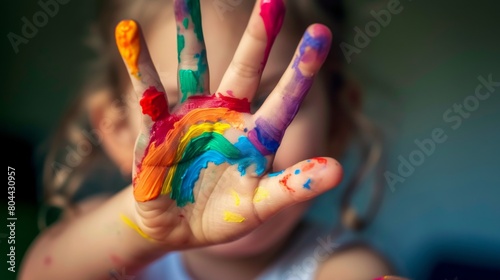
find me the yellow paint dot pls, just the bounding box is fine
[223,211,245,223]
[253,187,270,203]
[231,189,241,206]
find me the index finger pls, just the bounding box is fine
[115,20,169,129]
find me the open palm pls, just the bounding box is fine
[115,0,341,249]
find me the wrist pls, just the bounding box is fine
[107,185,171,267]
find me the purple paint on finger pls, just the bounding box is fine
[248,26,331,157]
[248,118,282,155]
[248,73,313,156]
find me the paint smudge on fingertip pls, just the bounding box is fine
[140,86,168,121]
[303,178,312,190]
[231,189,241,206]
[223,211,246,223]
[253,187,270,203]
[115,20,141,78]
[294,169,300,175]
[260,0,285,67]
[292,28,331,70]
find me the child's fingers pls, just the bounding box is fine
[174,0,210,103]
[115,20,169,130]
[217,0,285,100]
[253,157,342,221]
[250,24,332,155]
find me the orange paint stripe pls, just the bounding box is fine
[115,20,141,78]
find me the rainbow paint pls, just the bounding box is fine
[133,94,272,207]
[115,20,140,78]
[292,30,330,70]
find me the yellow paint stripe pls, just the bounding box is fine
[253,187,270,203]
[223,211,245,223]
[231,189,241,206]
[120,213,154,241]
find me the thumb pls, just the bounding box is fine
[253,157,343,221]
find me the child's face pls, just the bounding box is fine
[119,4,332,256]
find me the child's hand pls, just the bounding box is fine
[115,0,342,249]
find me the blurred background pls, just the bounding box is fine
[1,0,499,279]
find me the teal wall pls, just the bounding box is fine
[342,0,500,278]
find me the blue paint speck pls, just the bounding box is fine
[303,178,312,190]
[268,170,284,177]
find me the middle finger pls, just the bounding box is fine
[175,0,210,103]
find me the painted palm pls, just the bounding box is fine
[115,0,340,247]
